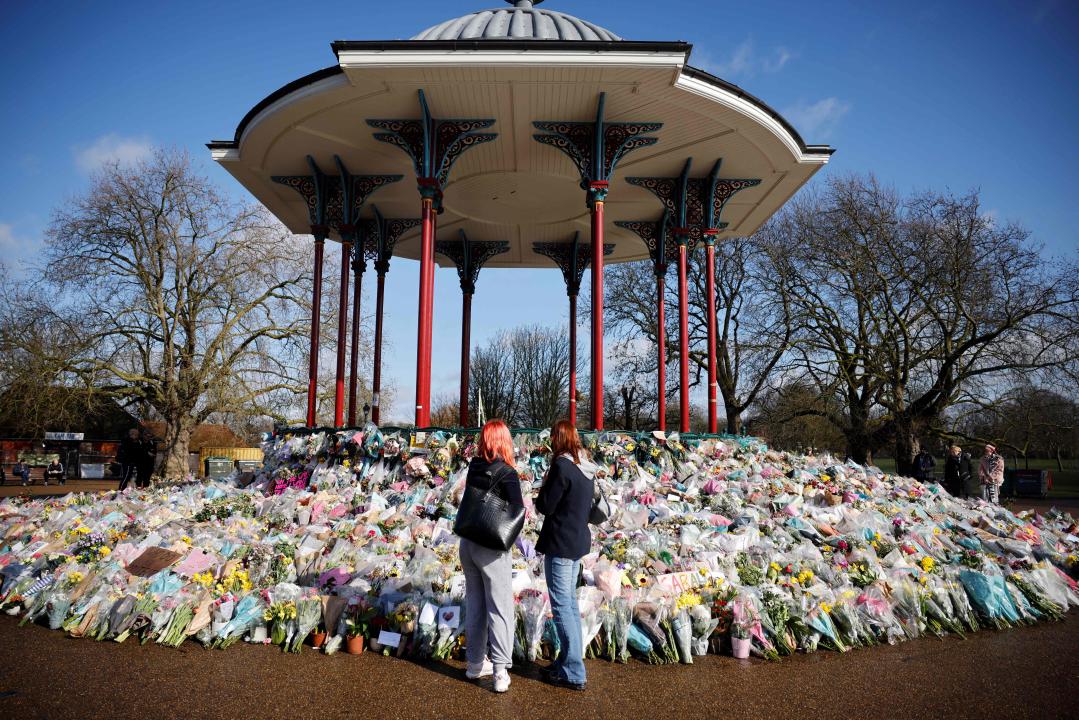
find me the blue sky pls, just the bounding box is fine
[2,1,1077,422]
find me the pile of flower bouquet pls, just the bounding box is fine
[1,425,1076,664]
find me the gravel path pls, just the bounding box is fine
[0,613,1075,719]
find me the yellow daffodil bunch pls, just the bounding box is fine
[192,571,215,588]
[919,556,936,573]
[675,592,703,611]
[819,601,833,614]
[64,571,85,588]
[215,568,253,595]
[97,546,111,557]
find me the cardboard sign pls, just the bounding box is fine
[126,547,183,577]
[376,630,402,648]
[173,549,215,578]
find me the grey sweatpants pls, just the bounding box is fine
[458,537,514,670]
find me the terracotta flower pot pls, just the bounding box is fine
[731,636,752,659]
[311,631,327,649]
[346,635,365,655]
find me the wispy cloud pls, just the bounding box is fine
[0,223,19,254]
[698,38,795,80]
[73,133,153,173]
[782,97,851,140]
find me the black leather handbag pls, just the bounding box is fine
[453,467,525,551]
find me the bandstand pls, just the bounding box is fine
[207,0,833,433]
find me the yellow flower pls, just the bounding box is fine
[98,546,111,556]
[819,602,832,614]
[69,571,84,584]
[919,557,936,573]
[181,536,193,545]
[77,526,92,535]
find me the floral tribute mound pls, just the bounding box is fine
[1,427,1077,664]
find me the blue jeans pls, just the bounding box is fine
[543,555,585,685]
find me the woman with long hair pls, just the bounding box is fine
[458,419,523,693]
[535,419,593,691]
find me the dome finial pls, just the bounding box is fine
[505,0,542,7]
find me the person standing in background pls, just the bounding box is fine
[117,428,140,491]
[979,443,1005,504]
[944,445,972,498]
[136,429,156,488]
[913,447,936,483]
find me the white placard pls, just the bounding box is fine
[376,630,402,648]
[419,602,437,626]
[45,431,84,441]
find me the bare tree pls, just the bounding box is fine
[766,174,1079,471]
[466,325,571,428]
[20,149,311,476]
[602,230,794,433]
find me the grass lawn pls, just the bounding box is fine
[871,457,1078,498]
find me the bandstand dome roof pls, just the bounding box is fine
[207,2,834,269]
[412,1,622,42]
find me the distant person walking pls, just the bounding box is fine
[913,448,936,483]
[44,458,65,486]
[979,443,1005,504]
[137,430,156,488]
[117,428,141,491]
[944,445,972,498]
[14,460,31,486]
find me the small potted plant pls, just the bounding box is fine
[311,620,327,649]
[731,620,752,659]
[345,600,376,655]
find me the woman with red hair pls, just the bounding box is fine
[458,419,523,693]
[536,419,593,691]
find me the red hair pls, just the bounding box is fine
[478,419,515,466]
[550,419,583,464]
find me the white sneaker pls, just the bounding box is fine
[465,660,493,680]
[493,670,510,693]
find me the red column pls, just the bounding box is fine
[568,293,578,424]
[656,273,666,431]
[306,234,326,427]
[705,239,718,434]
[415,197,436,428]
[459,291,472,427]
[371,270,387,426]
[590,192,606,431]
[677,242,690,433]
[334,240,351,428]
[347,259,363,427]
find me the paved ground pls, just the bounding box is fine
[0,612,1075,720]
[0,480,120,499]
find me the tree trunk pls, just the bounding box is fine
[845,432,871,466]
[161,415,195,479]
[725,407,742,436]
[894,418,919,477]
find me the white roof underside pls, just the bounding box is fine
[212,50,830,269]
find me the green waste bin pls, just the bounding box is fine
[204,457,234,480]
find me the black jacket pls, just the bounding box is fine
[944,452,972,483]
[535,456,593,560]
[464,457,523,507]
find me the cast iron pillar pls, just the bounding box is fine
[628,159,760,432]
[534,92,661,430]
[369,90,497,427]
[363,207,422,426]
[331,156,400,428]
[437,232,510,427]
[615,213,677,430]
[534,235,614,425]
